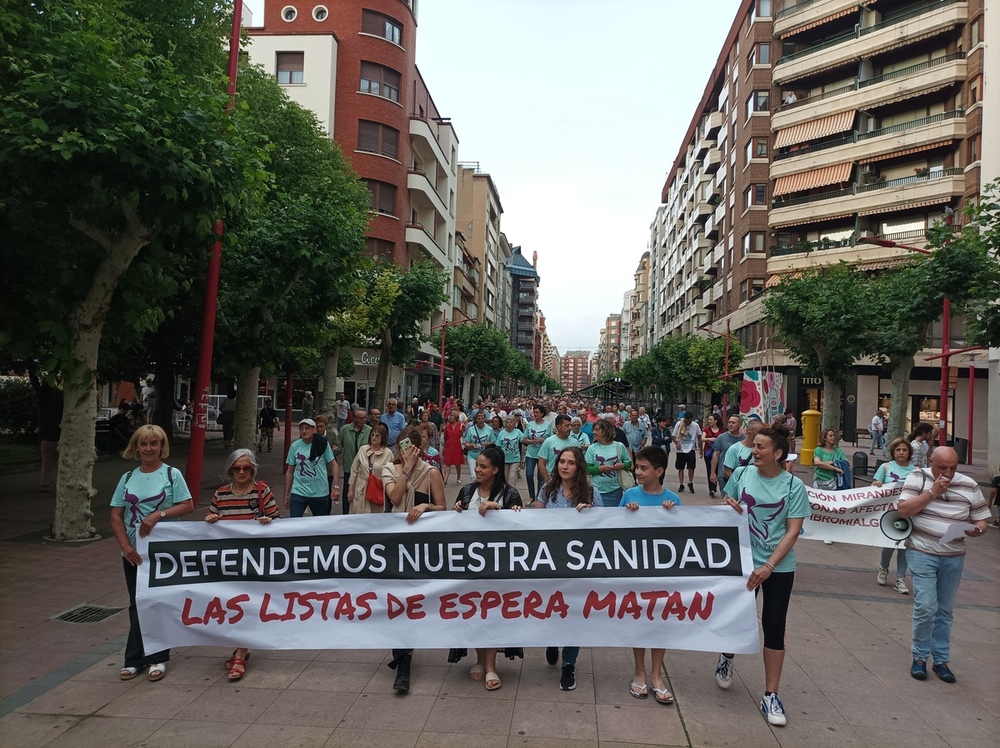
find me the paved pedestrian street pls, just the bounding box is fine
[1,439,997,747]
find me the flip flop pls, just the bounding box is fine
[629,681,649,699]
[485,671,502,691]
[147,663,167,682]
[652,686,674,705]
[470,664,486,680]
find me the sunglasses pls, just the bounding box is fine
[232,465,253,473]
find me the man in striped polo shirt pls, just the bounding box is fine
[898,447,989,683]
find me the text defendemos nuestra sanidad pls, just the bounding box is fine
[149,527,743,586]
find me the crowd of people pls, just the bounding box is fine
[108,394,993,730]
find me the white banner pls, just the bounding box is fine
[800,482,907,547]
[136,508,760,655]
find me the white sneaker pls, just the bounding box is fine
[760,692,786,726]
[715,654,733,689]
[894,578,909,595]
[876,567,888,586]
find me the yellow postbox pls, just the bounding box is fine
[799,409,822,466]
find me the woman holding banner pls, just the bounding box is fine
[533,446,599,692]
[109,425,194,683]
[716,423,808,727]
[205,449,280,681]
[382,427,447,693]
[872,438,916,594]
[454,445,524,691]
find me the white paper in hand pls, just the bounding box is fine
[940,522,976,543]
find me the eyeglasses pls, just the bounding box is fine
[232,465,253,473]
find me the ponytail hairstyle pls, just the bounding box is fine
[757,423,791,463]
[907,422,933,442]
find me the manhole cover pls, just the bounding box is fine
[54,604,124,623]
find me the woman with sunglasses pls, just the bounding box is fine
[205,449,280,681]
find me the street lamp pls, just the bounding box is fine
[186,0,244,495]
[858,237,982,451]
[431,314,475,409]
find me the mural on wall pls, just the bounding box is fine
[739,370,786,424]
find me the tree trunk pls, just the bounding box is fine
[887,355,914,442]
[821,377,843,434]
[321,345,341,413]
[53,206,151,541]
[234,365,261,452]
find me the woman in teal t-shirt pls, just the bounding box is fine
[585,418,631,508]
[719,423,808,728]
[496,415,525,484]
[523,405,553,500]
[463,412,494,478]
[812,428,845,489]
[872,437,916,594]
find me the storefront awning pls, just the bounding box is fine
[774,110,855,148]
[773,161,853,197]
[858,140,953,164]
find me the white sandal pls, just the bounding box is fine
[120,666,140,681]
[148,662,167,681]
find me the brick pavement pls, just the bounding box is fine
[0,433,997,747]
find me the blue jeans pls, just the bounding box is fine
[525,457,540,501]
[880,547,908,578]
[290,492,331,518]
[560,646,579,667]
[907,549,964,663]
[870,430,885,453]
[599,488,623,508]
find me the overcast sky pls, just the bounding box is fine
[246,0,738,353]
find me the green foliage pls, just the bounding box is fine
[377,262,449,366]
[958,179,1000,347]
[0,377,38,439]
[621,335,745,401]
[430,323,512,383]
[763,264,871,386]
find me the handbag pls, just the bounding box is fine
[618,467,637,490]
[365,453,384,505]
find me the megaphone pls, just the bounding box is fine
[879,509,912,543]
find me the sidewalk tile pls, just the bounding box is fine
[174,683,280,723]
[416,733,507,747]
[510,700,598,740]
[770,719,865,748]
[0,712,79,747]
[681,709,779,747]
[365,663,449,696]
[594,703,686,745]
[339,693,434,731]
[47,715,165,747]
[325,726,419,747]
[288,660,378,692]
[439,662,520,700]
[423,695,514,734]
[255,688,355,727]
[96,683,208,720]
[506,738,597,748]
[14,680,134,717]
[229,722,333,747]
[851,725,950,747]
[518,663,595,703]
[138,719,248,747]
[827,689,931,731]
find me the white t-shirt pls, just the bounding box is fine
[672,421,702,453]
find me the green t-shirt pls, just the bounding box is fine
[286,439,334,497]
[723,442,753,472]
[523,420,553,459]
[812,446,845,482]
[463,424,493,460]
[539,435,575,472]
[724,466,809,573]
[497,429,525,464]
[585,441,631,495]
[110,464,193,549]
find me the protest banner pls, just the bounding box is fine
[800,482,909,546]
[137,507,760,655]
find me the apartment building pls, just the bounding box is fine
[623,252,651,362]
[561,351,592,394]
[455,164,510,331]
[508,247,541,366]
[648,0,774,352]
[766,0,988,441]
[452,230,480,324]
[246,0,458,404]
[640,0,990,446]
[595,314,622,380]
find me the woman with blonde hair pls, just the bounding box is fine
[347,424,392,514]
[110,425,193,683]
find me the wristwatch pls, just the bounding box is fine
[159,510,166,519]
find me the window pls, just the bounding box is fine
[744,184,767,209]
[749,43,770,66]
[360,62,401,102]
[970,133,981,162]
[746,90,769,118]
[756,0,771,16]
[740,280,749,301]
[365,237,395,258]
[751,279,764,298]
[362,9,403,45]
[971,18,981,46]
[970,75,981,105]
[276,52,304,84]
[357,120,399,159]
[364,179,396,215]
[280,5,297,22]
[754,137,768,158]
[312,5,328,21]
[486,289,495,310]
[742,232,765,256]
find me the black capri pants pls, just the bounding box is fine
[757,570,794,650]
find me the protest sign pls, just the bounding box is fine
[137,507,760,655]
[800,482,908,546]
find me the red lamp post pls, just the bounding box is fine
[185,0,244,495]
[858,238,982,455]
[432,314,475,409]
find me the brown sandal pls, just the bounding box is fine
[227,657,247,681]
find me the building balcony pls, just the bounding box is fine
[704,147,722,173]
[773,54,966,130]
[409,116,451,175]
[768,238,917,275]
[771,110,966,178]
[774,1,968,85]
[405,222,449,270]
[775,0,860,38]
[407,169,449,222]
[695,200,713,222]
[770,167,964,228]
[696,234,712,253]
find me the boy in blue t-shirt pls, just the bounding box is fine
[622,445,679,704]
[622,445,681,509]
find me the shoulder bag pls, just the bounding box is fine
[365,451,384,506]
